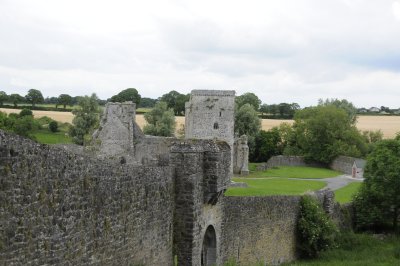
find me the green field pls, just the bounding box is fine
[136,107,151,113]
[334,182,362,204]
[225,177,326,196]
[33,130,72,144]
[244,166,342,179]
[286,233,400,266]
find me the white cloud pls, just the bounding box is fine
[393,1,400,20]
[0,0,400,108]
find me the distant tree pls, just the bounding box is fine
[110,88,141,107]
[44,96,58,104]
[143,101,175,137]
[9,93,25,107]
[259,103,269,117]
[57,94,73,109]
[278,103,293,116]
[0,91,8,107]
[138,97,157,108]
[235,92,261,110]
[160,90,190,115]
[288,105,367,164]
[318,98,358,123]
[353,139,400,231]
[71,96,81,105]
[290,102,301,114]
[25,89,44,108]
[69,94,100,145]
[380,106,391,113]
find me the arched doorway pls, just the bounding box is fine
[201,225,217,266]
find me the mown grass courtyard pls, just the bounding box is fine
[226,165,361,204]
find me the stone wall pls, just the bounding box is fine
[221,196,300,265]
[330,156,365,176]
[170,140,231,266]
[0,130,174,265]
[266,155,308,168]
[265,155,329,169]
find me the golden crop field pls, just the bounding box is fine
[1,108,399,138]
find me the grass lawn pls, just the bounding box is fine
[33,130,72,144]
[245,166,342,179]
[334,182,362,204]
[225,177,326,196]
[286,233,400,266]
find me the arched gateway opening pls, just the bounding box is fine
[201,225,217,266]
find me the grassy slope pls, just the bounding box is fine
[334,182,362,204]
[244,166,342,179]
[286,234,400,266]
[225,177,326,196]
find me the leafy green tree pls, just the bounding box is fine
[159,90,190,115]
[235,103,261,159]
[138,97,157,108]
[12,115,37,137]
[0,111,12,129]
[235,103,261,137]
[49,121,58,132]
[353,139,400,232]
[297,195,338,258]
[110,88,141,107]
[57,94,73,109]
[143,101,175,136]
[288,105,367,164]
[0,91,8,107]
[25,89,44,108]
[252,128,283,162]
[69,94,100,145]
[235,92,261,110]
[318,98,358,123]
[19,108,33,117]
[9,93,25,107]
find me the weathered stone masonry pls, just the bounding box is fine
[0,130,174,265]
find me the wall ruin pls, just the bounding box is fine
[184,90,249,175]
[0,99,347,265]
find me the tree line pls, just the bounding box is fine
[1,88,399,233]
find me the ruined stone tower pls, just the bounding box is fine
[185,90,235,172]
[185,90,235,147]
[185,90,249,175]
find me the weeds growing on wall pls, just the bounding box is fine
[297,195,338,258]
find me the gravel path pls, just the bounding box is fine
[288,175,364,190]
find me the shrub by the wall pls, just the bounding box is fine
[297,195,338,258]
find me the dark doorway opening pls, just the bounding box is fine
[201,225,217,266]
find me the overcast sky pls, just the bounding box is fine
[1,0,400,108]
